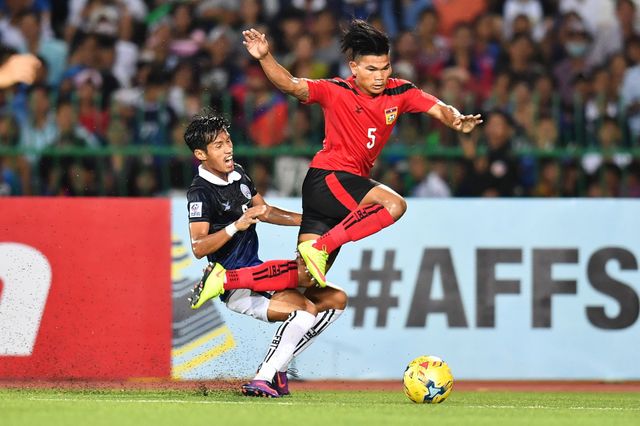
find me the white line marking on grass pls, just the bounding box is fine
[464,404,640,411]
[26,397,293,406]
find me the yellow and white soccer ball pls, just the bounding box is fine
[403,355,454,404]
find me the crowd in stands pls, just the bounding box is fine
[0,0,640,197]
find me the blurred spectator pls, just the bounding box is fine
[202,25,242,94]
[169,2,205,61]
[392,31,419,82]
[532,158,560,197]
[134,67,175,146]
[553,16,594,106]
[380,0,431,38]
[457,111,519,196]
[19,84,56,164]
[39,100,100,196]
[497,33,543,84]
[582,117,632,174]
[433,0,487,37]
[0,0,53,49]
[15,8,67,86]
[251,158,280,197]
[196,0,240,24]
[312,10,341,74]
[168,60,199,118]
[273,108,312,196]
[0,113,28,194]
[623,160,640,197]
[532,73,558,119]
[532,114,558,151]
[415,8,449,82]
[286,33,329,79]
[503,0,546,41]
[472,13,501,101]
[620,35,640,142]
[74,68,109,138]
[584,66,619,142]
[410,155,452,197]
[483,71,511,112]
[231,65,288,147]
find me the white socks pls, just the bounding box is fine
[255,310,316,381]
[278,308,344,373]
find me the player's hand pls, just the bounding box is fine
[0,53,41,87]
[242,28,269,60]
[235,205,268,231]
[453,114,483,133]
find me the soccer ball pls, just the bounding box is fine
[403,355,454,404]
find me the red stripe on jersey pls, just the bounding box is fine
[325,173,358,210]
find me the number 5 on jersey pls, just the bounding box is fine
[367,127,377,149]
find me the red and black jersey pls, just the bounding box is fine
[303,76,439,177]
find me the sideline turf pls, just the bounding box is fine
[1,389,638,426]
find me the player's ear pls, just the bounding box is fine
[194,149,207,161]
[348,60,358,76]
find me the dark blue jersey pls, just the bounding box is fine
[186,163,261,270]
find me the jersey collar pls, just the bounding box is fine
[198,165,241,186]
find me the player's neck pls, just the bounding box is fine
[201,164,228,181]
[352,77,378,98]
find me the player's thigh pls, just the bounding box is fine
[303,284,348,311]
[359,184,407,220]
[267,289,317,322]
[300,168,378,236]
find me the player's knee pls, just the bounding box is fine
[385,196,407,220]
[333,289,348,310]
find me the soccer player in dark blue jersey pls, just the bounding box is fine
[185,111,347,398]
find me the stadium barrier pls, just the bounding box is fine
[2,144,640,196]
[171,198,640,380]
[1,198,638,380]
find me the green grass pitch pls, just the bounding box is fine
[1,389,639,426]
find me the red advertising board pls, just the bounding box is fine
[0,198,171,379]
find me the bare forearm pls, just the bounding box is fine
[191,228,233,259]
[428,101,481,133]
[258,53,308,101]
[436,102,462,130]
[260,205,301,226]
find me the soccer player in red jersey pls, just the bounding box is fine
[242,20,482,287]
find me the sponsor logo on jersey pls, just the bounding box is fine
[222,200,231,211]
[189,202,203,218]
[385,106,398,125]
[240,184,252,199]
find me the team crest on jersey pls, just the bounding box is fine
[385,106,398,125]
[189,202,202,218]
[240,184,252,199]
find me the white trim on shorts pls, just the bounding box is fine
[224,289,275,322]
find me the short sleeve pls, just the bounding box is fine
[303,79,333,106]
[244,173,258,197]
[186,188,211,223]
[403,87,440,114]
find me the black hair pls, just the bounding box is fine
[341,19,389,61]
[184,109,229,152]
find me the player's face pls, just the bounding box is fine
[350,54,392,96]
[197,130,234,178]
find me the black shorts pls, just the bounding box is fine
[300,167,380,235]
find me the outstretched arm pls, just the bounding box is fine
[242,28,309,102]
[427,101,483,133]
